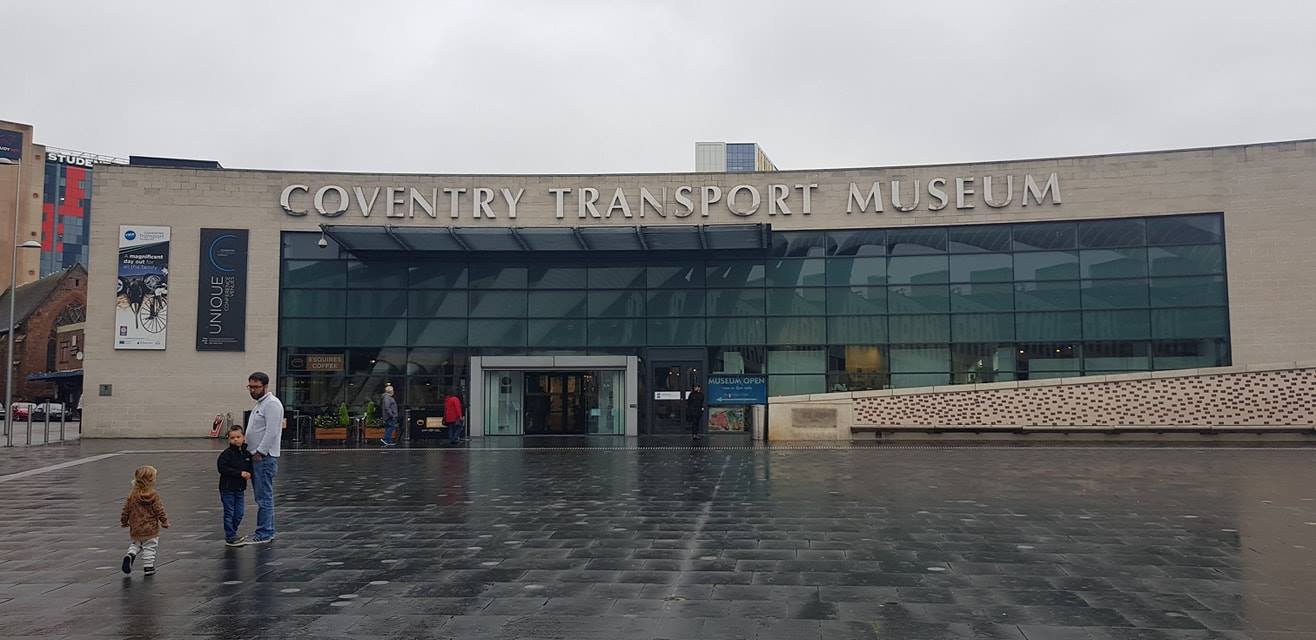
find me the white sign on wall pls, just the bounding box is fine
[115,226,170,350]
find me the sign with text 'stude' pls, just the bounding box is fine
[278,173,1062,222]
[196,229,249,351]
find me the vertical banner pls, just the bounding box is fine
[196,229,249,351]
[115,226,170,350]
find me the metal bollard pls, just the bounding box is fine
[25,412,33,446]
[43,410,50,445]
[59,410,65,442]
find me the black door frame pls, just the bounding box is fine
[644,348,706,435]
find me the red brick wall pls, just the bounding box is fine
[1,271,87,403]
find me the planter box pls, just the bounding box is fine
[362,426,386,440]
[315,427,348,441]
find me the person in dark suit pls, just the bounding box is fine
[687,384,705,440]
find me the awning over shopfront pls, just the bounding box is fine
[319,223,771,255]
[27,370,83,381]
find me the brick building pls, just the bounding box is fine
[0,265,87,406]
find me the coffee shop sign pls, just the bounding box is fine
[279,173,1060,221]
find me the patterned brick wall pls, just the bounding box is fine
[854,368,1316,427]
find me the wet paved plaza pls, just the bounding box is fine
[1,441,1314,639]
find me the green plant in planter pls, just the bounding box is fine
[363,400,383,428]
[313,413,339,429]
[337,402,351,428]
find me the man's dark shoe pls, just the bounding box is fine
[143,565,156,576]
[121,553,135,574]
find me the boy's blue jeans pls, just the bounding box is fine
[220,490,245,541]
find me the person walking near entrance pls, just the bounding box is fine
[687,384,706,440]
[243,372,283,544]
[380,384,399,447]
[444,388,464,445]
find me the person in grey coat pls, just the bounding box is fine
[380,384,400,446]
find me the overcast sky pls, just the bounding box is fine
[3,1,1314,174]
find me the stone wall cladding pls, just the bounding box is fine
[854,368,1316,427]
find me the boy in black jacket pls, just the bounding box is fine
[217,426,254,546]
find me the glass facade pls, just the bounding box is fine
[40,162,92,276]
[725,143,758,172]
[279,213,1230,427]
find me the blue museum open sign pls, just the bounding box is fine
[707,375,768,405]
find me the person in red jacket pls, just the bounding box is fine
[444,389,465,445]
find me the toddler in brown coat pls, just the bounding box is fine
[120,465,170,575]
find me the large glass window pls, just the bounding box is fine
[826,257,885,286]
[772,232,830,257]
[1013,223,1075,251]
[827,286,886,315]
[347,261,407,288]
[949,225,1011,253]
[284,260,346,288]
[279,213,1229,407]
[1147,214,1223,245]
[888,285,950,314]
[471,291,527,318]
[707,289,765,316]
[829,229,885,256]
[283,290,345,317]
[1148,245,1225,276]
[1079,219,1145,248]
[888,256,948,285]
[765,259,826,287]
[950,283,1014,312]
[950,254,1013,283]
[766,288,826,316]
[529,266,586,289]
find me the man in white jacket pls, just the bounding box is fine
[243,371,283,545]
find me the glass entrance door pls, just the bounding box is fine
[523,371,595,435]
[648,361,703,435]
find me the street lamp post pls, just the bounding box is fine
[2,156,42,446]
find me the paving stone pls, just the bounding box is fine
[0,442,1313,637]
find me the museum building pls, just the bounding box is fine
[81,139,1316,438]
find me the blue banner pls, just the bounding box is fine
[707,374,767,405]
[0,130,22,161]
[196,229,249,351]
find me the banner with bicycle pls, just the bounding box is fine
[115,225,170,350]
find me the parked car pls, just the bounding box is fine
[32,402,65,421]
[6,402,36,421]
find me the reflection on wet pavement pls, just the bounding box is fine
[0,444,1314,639]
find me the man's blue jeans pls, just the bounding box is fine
[252,455,278,540]
[220,490,245,541]
[447,418,464,444]
[383,418,398,444]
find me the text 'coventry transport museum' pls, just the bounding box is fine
[82,140,1316,438]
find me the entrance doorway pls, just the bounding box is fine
[523,371,596,435]
[471,356,637,437]
[648,360,703,435]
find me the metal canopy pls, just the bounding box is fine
[320,223,770,254]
